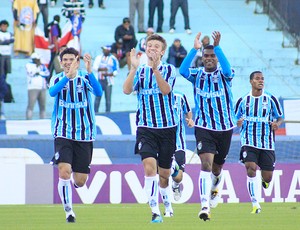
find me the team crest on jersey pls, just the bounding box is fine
[262,101,268,109]
[63,84,69,91]
[197,141,202,150]
[212,74,219,83]
[243,151,247,159]
[76,84,84,93]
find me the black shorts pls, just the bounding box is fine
[239,146,275,171]
[51,137,93,174]
[174,150,186,172]
[195,127,233,165]
[135,126,177,169]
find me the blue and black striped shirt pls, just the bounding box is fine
[133,63,178,128]
[174,91,191,151]
[49,70,102,141]
[235,91,284,150]
[180,47,236,131]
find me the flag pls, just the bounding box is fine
[34,20,77,65]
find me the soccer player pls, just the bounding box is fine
[171,91,194,201]
[179,31,236,221]
[49,47,102,223]
[235,71,284,214]
[123,34,178,223]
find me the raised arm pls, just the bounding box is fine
[212,31,231,76]
[179,32,202,78]
[123,48,140,94]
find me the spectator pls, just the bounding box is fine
[25,52,50,119]
[53,45,68,76]
[138,27,154,52]
[167,38,187,67]
[37,0,49,36]
[0,74,8,120]
[62,0,86,23]
[13,0,39,57]
[148,0,164,33]
[47,15,61,81]
[129,0,145,33]
[169,0,192,34]
[191,35,210,68]
[88,0,105,9]
[111,38,127,68]
[0,20,14,79]
[93,45,119,113]
[138,27,154,65]
[114,17,137,69]
[61,0,85,54]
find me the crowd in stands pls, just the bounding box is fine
[0,0,196,119]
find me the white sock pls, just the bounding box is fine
[159,186,173,213]
[247,176,260,208]
[199,171,212,209]
[58,178,73,215]
[211,170,222,191]
[144,176,160,215]
[172,180,180,188]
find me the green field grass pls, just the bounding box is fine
[1,203,300,230]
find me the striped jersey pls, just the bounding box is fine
[133,63,178,128]
[50,70,97,141]
[235,91,284,150]
[62,0,86,21]
[174,91,192,151]
[185,67,236,131]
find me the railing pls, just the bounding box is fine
[246,0,300,65]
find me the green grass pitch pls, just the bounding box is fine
[1,203,300,230]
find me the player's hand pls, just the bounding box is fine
[271,121,280,131]
[66,55,79,79]
[149,50,160,70]
[237,118,244,127]
[83,53,92,73]
[194,32,202,50]
[212,31,221,46]
[130,48,140,69]
[186,118,194,127]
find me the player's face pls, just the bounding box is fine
[202,49,218,72]
[61,54,78,73]
[251,73,264,90]
[146,40,165,60]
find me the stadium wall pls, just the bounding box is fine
[1,164,299,205]
[0,109,299,205]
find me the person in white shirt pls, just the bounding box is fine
[0,20,14,79]
[25,52,50,119]
[93,45,119,113]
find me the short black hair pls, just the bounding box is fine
[60,47,79,60]
[0,20,9,26]
[250,71,262,80]
[123,17,130,23]
[53,15,60,22]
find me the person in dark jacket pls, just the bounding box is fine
[114,17,137,70]
[167,38,187,67]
